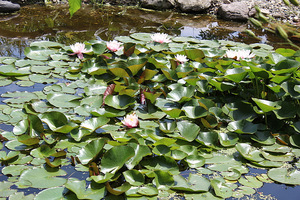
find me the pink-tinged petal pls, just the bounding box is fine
[69,42,91,59]
[122,113,139,128]
[77,53,84,59]
[107,40,123,52]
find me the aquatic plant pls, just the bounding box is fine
[69,42,92,59]
[248,0,300,49]
[0,33,299,199]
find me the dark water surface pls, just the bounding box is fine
[0,4,300,200]
[0,4,295,58]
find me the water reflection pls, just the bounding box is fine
[0,4,295,58]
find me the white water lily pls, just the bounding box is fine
[106,40,123,52]
[122,112,139,128]
[151,33,171,43]
[225,49,255,60]
[70,42,91,59]
[175,54,188,63]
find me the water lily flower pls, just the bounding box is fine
[151,33,171,43]
[69,42,91,59]
[106,40,123,52]
[122,112,139,128]
[225,49,255,61]
[175,54,188,63]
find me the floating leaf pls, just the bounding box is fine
[171,174,210,192]
[177,120,200,142]
[236,143,264,162]
[65,178,106,199]
[123,170,145,186]
[252,98,281,113]
[125,143,152,170]
[80,116,109,131]
[41,111,79,133]
[100,145,135,174]
[47,93,81,108]
[35,187,74,200]
[17,167,67,188]
[239,176,263,188]
[137,185,158,196]
[224,68,247,83]
[227,120,258,134]
[153,170,174,190]
[141,156,179,175]
[218,132,239,147]
[104,95,136,110]
[185,154,205,168]
[211,179,233,199]
[106,181,131,196]
[268,168,300,185]
[77,139,106,165]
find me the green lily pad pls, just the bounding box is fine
[77,138,106,165]
[123,170,145,186]
[211,179,233,199]
[268,168,300,185]
[141,156,179,175]
[196,131,219,148]
[167,85,195,103]
[0,181,17,198]
[171,174,210,192]
[185,154,205,168]
[182,99,208,119]
[239,176,263,188]
[80,116,109,131]
[41,111,79,133]
[125,143,152,170]
[251,131,275,145]
[65,178,106,199]
[177,120,200,142]
[153,170,174,189]
[100,145,135,174]
[218,132,239,147]
[17,167,67,188]
[137,185,158,196]
[224,68,247,83]
[252,98,281,113]
[227,120,258,134]
[104,95,136,110]
[35,187,74,200]
[236,143,264,162]
[0,65,30,76]
[47,93,81,108]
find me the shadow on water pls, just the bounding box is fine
[0,4,300,200]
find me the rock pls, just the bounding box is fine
[0,0,20,13]
[248,7,256,17]
[217,1,249,21]
[140,0,174,10]
[176,0,211,13]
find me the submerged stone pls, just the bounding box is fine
[217,1,249,21]
[140,0,174,10]
[0,0,20,13]
[176,0,211,13]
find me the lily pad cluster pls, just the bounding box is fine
[0,33,300,199]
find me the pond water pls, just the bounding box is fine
[0,4,300,200]
[0,4,296,58]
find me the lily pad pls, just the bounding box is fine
[268,168,300,185]
[17,167,67,188]
[77,138,106,165]
[100,145,135,174]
